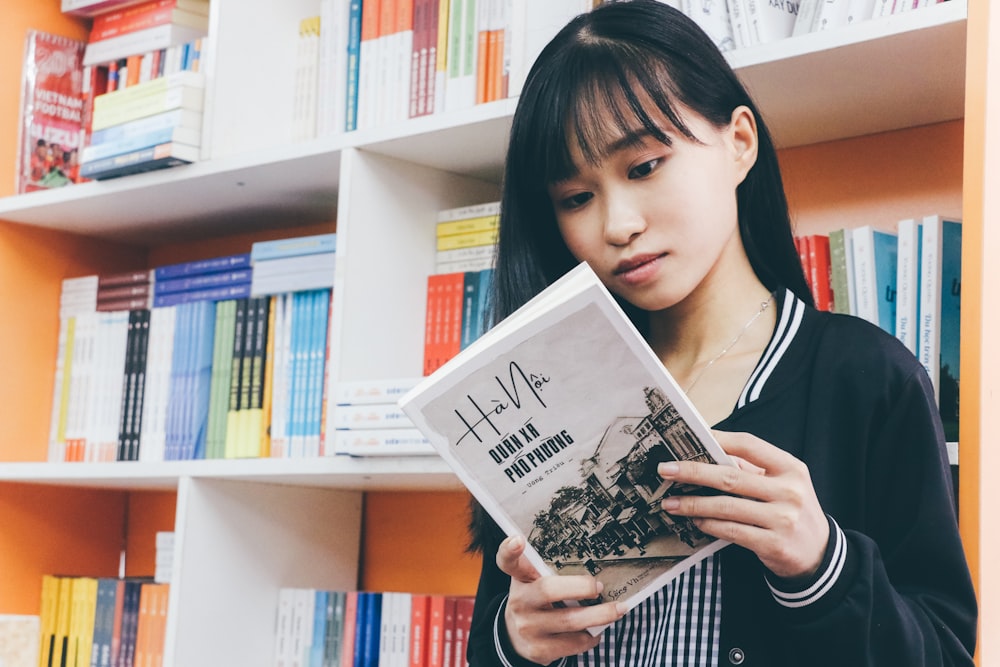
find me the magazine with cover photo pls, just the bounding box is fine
[399,262,734,634]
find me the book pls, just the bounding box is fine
[251,233,337,262]
[399,262,733,633]
[83,21,208,66]
[851,225,897,334]
[919,215,962,443]
[16,31,87,194]
[154,252,251,280]
[78,140,200,180]
[81,124,200,162]
[91,75,204,132]
[90,0,209,43]
[63,0,207,16]
[331,428,435,457]
[895,217,922,355]
[827,228,854,315]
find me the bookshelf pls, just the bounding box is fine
[0,0,990,664]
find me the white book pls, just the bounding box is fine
[813,0,851,31]
[748,0,799,44]
[269,294,291,458]
[83,22,207,66]
[894,218,921,355]
[335,376,422,405]
[918,214,962,406]
[139,306,177,463]
[684,0,737,53]
[506,0,592,98]
[331,427,436,456]
[792,0,821,35]
[333,402,415,430]
[851,225,879,325]
[399,262,734,633]
[726,0,754,48]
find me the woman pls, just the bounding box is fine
[465,1,977,665]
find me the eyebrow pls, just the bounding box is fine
[555,127,672,184]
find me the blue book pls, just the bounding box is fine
[359,592,381,667]
[475,267,494,340]
[155,268,253,296]
[872,229,898,336]
[250,233,337,262]
[152,282,252,308]
[186,299,217,459]
[164,303,192,460]
[310,590,329,667]
[79,141,200,180]
[81,125,200,162]
[460,271,479,351]
[352,592,369,667]
[918,216,962,442]
[345,0,363,132]
[90,108,202,146]
[308,290,331,452]
[154,253,252,280]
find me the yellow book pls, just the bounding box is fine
[436,228,499,251]
[73,579,98,667]
[224,298,249,458]
[37,575,60,667]
[259,296,278,458]
[436,214,499,238]
[92,71,204,114]
[52,578,71,667]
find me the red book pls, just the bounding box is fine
[426,595,446,667]
[16,31,87,194]
[409,594,430,667]
[452,597,474,667]
[90,0,209,42]
[806,234,834,311]
[441,596,457,667]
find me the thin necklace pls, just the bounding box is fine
[683,294,774,394]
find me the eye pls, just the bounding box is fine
[628,158,661,179]
[557,191,593,210]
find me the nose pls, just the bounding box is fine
[603,193,646,246]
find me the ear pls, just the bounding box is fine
[728,105,758,185]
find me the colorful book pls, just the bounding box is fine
[16,31,87,194]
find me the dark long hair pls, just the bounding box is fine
[471,0,811,553]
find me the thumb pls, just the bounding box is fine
[497,536,542,584]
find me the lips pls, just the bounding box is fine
[613,253,665,285]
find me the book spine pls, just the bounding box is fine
[332,428,434,456]
[435,228,498,251]
[81,124,200,162]
[154,253,252,279]
[250,233,337,261]
[895,218,921,354]
[154,268,252,295]
[332,402,414,430]
[91,86,204,132]
[851,226,878,325]
[151,282,252,308]
[79,141,198,180]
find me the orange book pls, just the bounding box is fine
[409,594,430,667]
[340,592,360,667]
[806,234,834,312]
[426,595,446,667]
[131,583,155,667]
[475,0,490,105]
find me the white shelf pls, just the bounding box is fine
[0,456,462,492]
[0,3,965,242]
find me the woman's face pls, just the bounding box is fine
[547,103,758,313]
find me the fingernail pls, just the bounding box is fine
[662,497,680,511]
[616,602,629,616]
[659,462,679,477]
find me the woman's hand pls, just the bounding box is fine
[659,430,829,579]
[497,535,624,665]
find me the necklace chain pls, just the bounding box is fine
[683,294,774,394]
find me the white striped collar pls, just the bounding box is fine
[736,288,805,410]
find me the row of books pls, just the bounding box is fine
[305,0,603,135]
[793,214,962,441]
[422,201,498,376]
[49,235,338,463]
[273,589,474,667]
[37,575,169,667]
[682,0,947,53]
[330,376,433,457]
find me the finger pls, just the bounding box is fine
[662,491,771,527]
[512,573,606,611]
[728,454,766,476]
[497,536,543,583]
[659,459,775,501]
[712,430,797,472]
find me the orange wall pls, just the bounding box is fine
[362,491,481,595]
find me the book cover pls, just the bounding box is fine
[400,263,733,632]
[895,218,922,356]
[16,31,87,194]
[919,215,962,443]
[250,233,337,262]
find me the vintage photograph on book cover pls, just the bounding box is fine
[400,263,733,626]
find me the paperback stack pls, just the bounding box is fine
[155,531,175,583]
[151,252,252,307]
[423,202,497,375]
[80,70,206,180]
[97,268,152,311]
[250,232,336,296]
[330,377,433,457]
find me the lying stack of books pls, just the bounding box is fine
[250,232,336,296]
[330,377,433,457]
